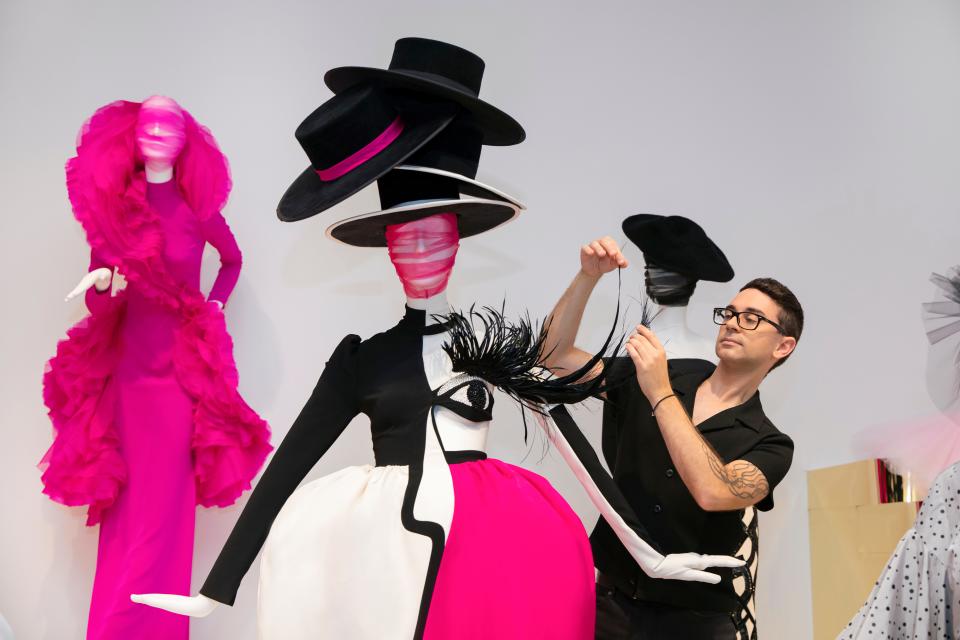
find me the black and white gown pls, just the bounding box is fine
[197,303,673,639]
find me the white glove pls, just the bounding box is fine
[130,593,219,618]
[643,552,745,584]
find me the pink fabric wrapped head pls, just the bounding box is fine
[135,95,187,166]
[386,213,460,299]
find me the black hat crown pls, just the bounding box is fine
[403,118,483,179]
[378,169,461,210]
[387,38,485,97]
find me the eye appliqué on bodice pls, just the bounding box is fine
[420,323,492,456]
[434,374,494,422]
[430,373,493,454]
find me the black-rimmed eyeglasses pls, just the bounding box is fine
[713,307,785,333]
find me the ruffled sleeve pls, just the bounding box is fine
[199,334,362,605]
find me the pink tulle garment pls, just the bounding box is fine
[41,99,271,640]
[386,212,459,299]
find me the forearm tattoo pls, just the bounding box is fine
[701,439,769,501]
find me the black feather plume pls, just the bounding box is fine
[436,275,632,441]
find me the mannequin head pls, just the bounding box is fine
[135,95,186,173]
[386,213,459,299]
[643,260,698,307]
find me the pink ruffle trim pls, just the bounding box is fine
[40,302,127,526]
[175,300,272,507]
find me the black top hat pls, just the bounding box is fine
[325,37,525,146]
[325,170,520,247]
[622,214,735,282]
[276,85,456,222]
[390,116,524,207]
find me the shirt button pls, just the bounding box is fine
[653,504,663,514]
[665,469,675,478]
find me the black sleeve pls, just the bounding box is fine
[548,405,662,554]
[740,428,794,512]
[200,334,362,605]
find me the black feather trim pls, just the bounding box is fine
[435,270,633,441]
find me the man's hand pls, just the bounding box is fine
[625,325,672,404]
[580,236,628,279]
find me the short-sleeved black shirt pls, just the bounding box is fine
[590,357,794,614]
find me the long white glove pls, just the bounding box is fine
[538,405,744,584]
[130,593,219,618]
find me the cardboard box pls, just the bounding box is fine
[807,459,879,510]
[807,461,918,640]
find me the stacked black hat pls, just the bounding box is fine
[279,37,526,247]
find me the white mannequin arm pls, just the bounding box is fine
[130,593,219,617]
[538,405,744,583]
[64,268,112,301]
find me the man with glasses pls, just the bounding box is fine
[544,236,800,640]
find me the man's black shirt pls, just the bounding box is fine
[590,357,794,614]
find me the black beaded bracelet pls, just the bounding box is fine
[651,393,677,416]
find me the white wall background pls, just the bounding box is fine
[2,1,959,638]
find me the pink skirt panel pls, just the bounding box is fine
[424,458,595,640]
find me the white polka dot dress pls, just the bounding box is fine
[838,462,960,639]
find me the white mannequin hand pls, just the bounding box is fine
[615,525,744,585]
[130,593,219,618]
[111,269,127,296]
[65,268,112,301]
[644,552,745,584]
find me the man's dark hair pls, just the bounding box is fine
[739,277,803,371]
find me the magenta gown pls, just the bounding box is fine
[83,179,242,640]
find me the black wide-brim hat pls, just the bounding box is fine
[326,168,520,247]
[622,213,735,282]
[277,85,456,222]
[325,37,525,146]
